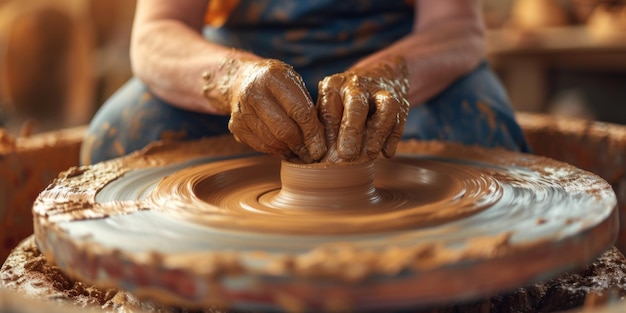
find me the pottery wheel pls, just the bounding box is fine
[32,135,618,312]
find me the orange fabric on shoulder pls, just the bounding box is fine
[204,0,240,27]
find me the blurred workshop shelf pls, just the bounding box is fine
[487,26,626,115]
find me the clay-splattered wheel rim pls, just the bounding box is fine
[33,136,618,312]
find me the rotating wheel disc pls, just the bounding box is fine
[33,136,618,312]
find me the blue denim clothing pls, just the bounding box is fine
[202,0,414,99]
[403,61,530,152]
[80,61,529,165]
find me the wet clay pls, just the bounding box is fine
[31,135,618,311]
[146,155,499,234]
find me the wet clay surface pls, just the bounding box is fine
[31,135,618,311]
[144,155,499,234]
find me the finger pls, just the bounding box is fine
[337,87,369,161]
[247,93,314,163]
[364,90,401,160]
[270,69,326,161]
[318,75,345,147]
[235,60,311,162]
[318,75,345,163]
[229,98,295,158]
[382,98,410,158]
[228,112,296,160]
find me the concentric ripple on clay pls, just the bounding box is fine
[97,155,502,234]
[86,152,614,247]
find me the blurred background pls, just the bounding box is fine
[485,0,626,125]
[0,0,134,135]
[0,0,624,136]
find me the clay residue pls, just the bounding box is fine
[517,111,626,255]
[33,135,255,223]
[1,236,228,313]
[0,236,119,308]
[6,235,626,313]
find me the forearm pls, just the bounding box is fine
[131,18,260,114]
[351,16,485,107]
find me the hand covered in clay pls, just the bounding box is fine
[204,59,326,163]
[317,57,410,162]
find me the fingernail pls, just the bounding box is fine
[310,134,327,160]
[338,144,358,160]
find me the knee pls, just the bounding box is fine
[80,78,231,165]
[80,78,172,164]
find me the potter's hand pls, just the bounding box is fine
[317,57,410,162]
[205,59,326,163]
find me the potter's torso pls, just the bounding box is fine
[203,0,415,96]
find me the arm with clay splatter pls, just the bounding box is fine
[318,0,485,163]
[131,0,326,163]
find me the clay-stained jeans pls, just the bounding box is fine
[80,62,530,165]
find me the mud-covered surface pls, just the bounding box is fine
[2,236,626,313]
